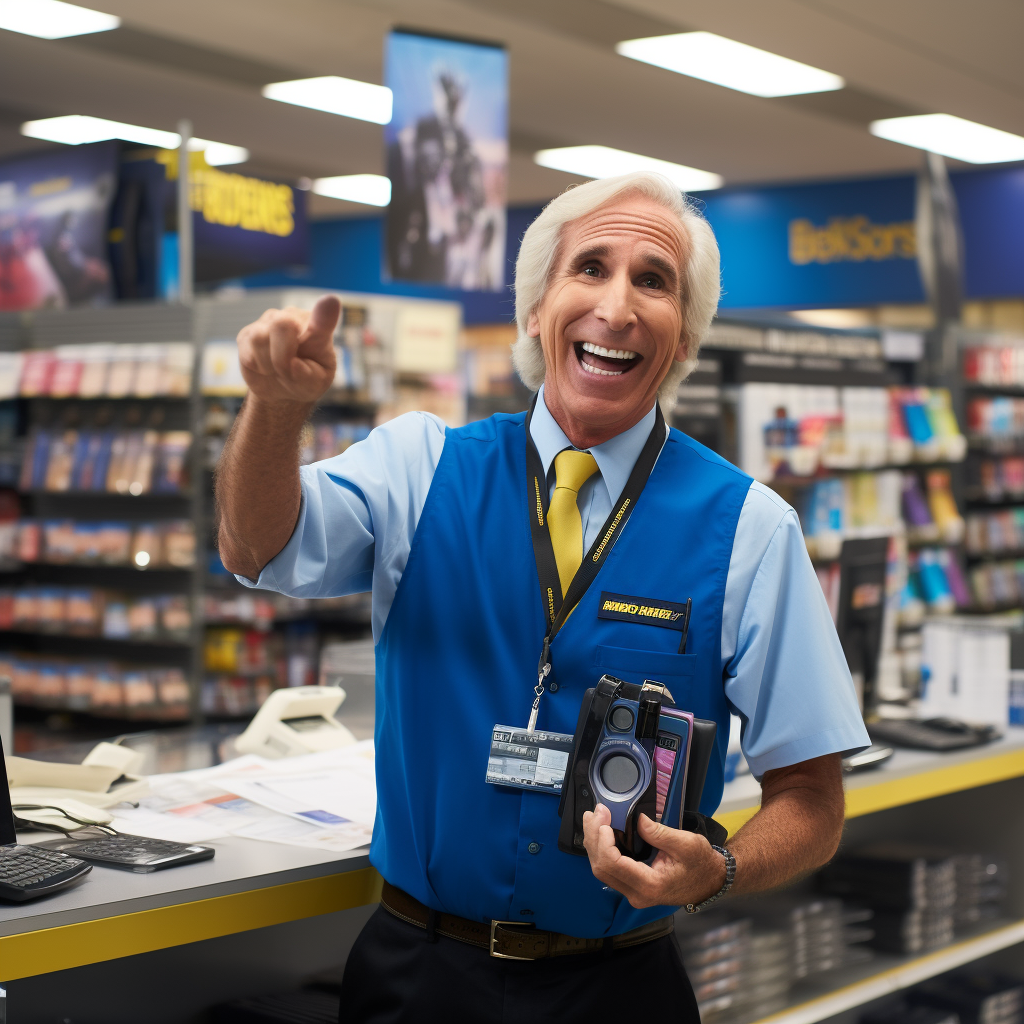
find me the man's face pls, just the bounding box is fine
[527,194,688,440]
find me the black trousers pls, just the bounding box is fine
[339,906,701,1024]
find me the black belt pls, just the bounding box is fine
[380,881,674,961]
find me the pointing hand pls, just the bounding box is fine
[236,295,341,405]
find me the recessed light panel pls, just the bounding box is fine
[21,116,249,165]
[196,141,249,166]
[0,0,119,39]
[870,114,1024,165]
[616,31,844,98]
[533,145,723,192]
[262,77,393,126]
[22,115,178,148]
[313,175,392,207]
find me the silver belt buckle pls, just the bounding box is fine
[489,920,536,960]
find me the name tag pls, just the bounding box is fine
[597,591,689,632]
[485,724,574,795]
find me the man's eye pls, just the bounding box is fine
[640,275,662,288]
[582,266,600,277]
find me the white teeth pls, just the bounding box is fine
[581,342,638,360]
[581,360,623,376]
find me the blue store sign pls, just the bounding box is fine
[248,164,1024,317]
[695,164,1024,310]
[693,175,923,309]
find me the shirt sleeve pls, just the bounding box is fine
[722,482,870,778]
[235,410,446,639]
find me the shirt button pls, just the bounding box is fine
[527,842,541,855]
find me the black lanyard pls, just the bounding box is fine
[524,394,666,729]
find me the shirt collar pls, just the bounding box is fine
[529,385,662,507]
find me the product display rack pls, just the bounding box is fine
[0,302,205,732]
[711,734,1024,1024]
[677,319,1023,1024]
[194,290,385,721]
[0,290,465,735]
[960,337,1024,619]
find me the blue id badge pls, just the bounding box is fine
[485,724,574,795]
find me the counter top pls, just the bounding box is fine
[716,728,1024,834]
[0,836,377,980]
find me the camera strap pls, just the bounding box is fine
[524,393,666,731]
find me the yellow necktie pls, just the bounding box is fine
[548,449,600,597]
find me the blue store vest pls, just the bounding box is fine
[373,411,752,938]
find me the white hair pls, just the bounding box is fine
[511,172,721,411]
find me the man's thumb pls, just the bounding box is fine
[302,295,341,345]
[638,814,675,846]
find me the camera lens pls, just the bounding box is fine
[609,706,634,732]
[601,755,639,794]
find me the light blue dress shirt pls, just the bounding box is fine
[241,389,869,778]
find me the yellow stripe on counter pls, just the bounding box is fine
[718,745,1024,838]
[0,867,382,980]
[843,746,1024,820]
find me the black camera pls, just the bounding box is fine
[558,674,719,860]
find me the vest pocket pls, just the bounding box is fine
[593,645,696,682]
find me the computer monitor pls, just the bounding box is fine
[835,537,890,716]
[0,732,16,846]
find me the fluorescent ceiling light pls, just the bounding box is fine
[533,145,723,192]
[20,116,249,164]
[0,0,119,39]
[197,141,250,166]
[262,76,393,125]
[616,31,844,98]
[22,115,176,148]
[870,113,1024,165]
[313,174,391,207]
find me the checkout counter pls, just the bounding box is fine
[2,671,1023,1023]
[0,661,382,1024]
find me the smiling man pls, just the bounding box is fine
[216,172,869,1023]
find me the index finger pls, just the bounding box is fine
[297,295,341,356]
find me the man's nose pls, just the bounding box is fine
[593,272,637,332]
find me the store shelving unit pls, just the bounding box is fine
[0,303,204,733]
[751,919,1024,1024]
[713,735,1024,1024]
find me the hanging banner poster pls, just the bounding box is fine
[0,142,117,312]
[385,30,508,291]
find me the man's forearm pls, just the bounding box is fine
[215,395,314,580]
[727,753,845,895]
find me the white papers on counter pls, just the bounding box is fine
[111,741,377,852]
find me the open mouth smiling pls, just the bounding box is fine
[574,341,643,377]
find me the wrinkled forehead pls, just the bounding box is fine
[556,194,689,283]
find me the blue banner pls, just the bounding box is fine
[190,165,308,283]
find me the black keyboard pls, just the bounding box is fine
[0,844,91,901]
[36,833,215,872]
[868,718,1000,751]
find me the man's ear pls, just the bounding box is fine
[527,311,541,338]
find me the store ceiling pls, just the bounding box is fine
[1,0,1022,217]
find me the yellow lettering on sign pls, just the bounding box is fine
[788,216,916,265]
[30,177,72,197]
[189,168,295,237]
